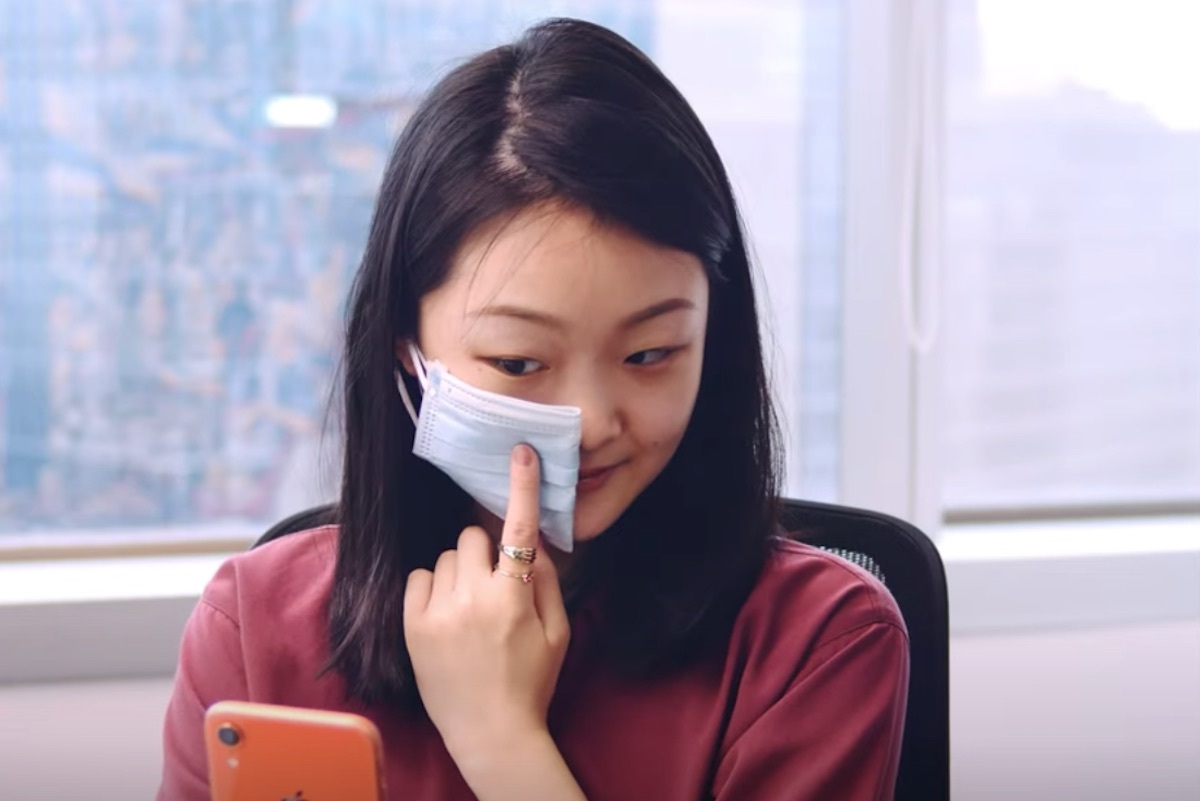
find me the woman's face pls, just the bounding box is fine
[407,204,709,542]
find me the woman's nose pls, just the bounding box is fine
[570,379,623,452]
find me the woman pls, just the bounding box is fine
[158,18,908,801]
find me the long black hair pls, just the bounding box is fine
[327,18,781,711]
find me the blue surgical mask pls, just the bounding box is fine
[396,344,582,552]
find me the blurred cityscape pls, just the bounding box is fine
[0,0,651,533]
[943,0,1200,511]
[2,0,1196,535]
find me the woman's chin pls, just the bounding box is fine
[567,524,604,545]
[567,505,627,546]
[546,491,637,550]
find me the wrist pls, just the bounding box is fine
[446,724,557,783]
[446,719,552,759]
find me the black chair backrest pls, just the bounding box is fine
[779,498,950,801]
[255,498,949,801]
[256,504,337,547]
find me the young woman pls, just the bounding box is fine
[158,18,908,801]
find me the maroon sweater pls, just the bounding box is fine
[158,526,908,800]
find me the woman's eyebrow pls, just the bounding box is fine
[469,297,697,331]
[621,297,697,328]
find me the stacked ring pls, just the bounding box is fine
[493,564,535,584]
[499,544,537,564]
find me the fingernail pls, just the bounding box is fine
[513,444,533,466]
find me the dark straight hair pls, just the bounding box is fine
[327,18,781,711]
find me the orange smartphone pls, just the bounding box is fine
[204,700,386,801]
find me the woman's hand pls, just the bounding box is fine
[403,443,571,762]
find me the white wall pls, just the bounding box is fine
[0,675,173,801]
[2,621,1198,801]
[952,620,1200,801]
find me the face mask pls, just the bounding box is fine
[396,344,582,552]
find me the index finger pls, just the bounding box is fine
[501,443,541,558]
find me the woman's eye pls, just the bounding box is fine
[626,347,677,366]
[491,357,544,376]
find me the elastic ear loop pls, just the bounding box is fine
[396,343,429,424]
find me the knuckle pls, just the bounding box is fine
[494,603,528,633]
[459,526,488,547]
[508,520,539,542]
[449,591,476,616]
[491,599,518,623]
[421,610,452,634]
[548,626,571,651]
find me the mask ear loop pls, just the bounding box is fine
[396,343,429,425]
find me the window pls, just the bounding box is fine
[0,0,845,549]
[943,0,1200,521]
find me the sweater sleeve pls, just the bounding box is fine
[157,561,249,801]
[711,618,909,801]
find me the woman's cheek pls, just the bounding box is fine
[636,392,696,450]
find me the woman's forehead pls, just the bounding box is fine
[438,205,708,318]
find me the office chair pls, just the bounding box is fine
[779,498,950,801]
[255,498,950,801]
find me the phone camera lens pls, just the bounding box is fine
[217,724,241,746]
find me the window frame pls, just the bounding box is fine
[839,0,944,535]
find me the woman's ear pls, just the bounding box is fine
[395,339,417,377]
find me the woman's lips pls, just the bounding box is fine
[577,462,623,493]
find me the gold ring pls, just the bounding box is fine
[493,563,534,584]
[499,544,537,565]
